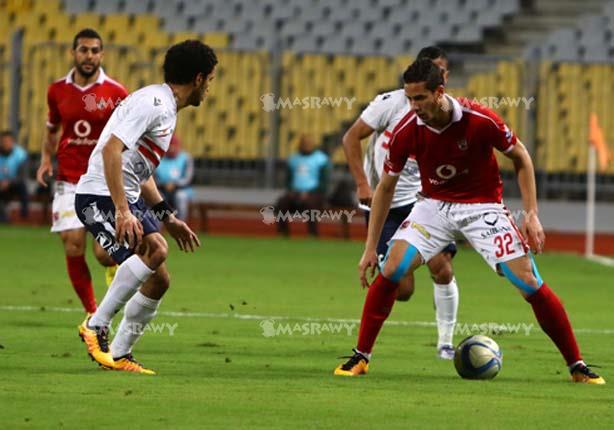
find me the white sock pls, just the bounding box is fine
[434,277,459,348]
[110,291,161,358]
[89,255,154,328]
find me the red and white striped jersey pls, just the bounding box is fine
[76,83,177,203]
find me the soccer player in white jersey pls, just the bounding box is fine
[74,40,217,374]
[342,47,458,360]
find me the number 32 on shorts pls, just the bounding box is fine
[494,232,515,258]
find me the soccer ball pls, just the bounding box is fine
[453,335,502,380]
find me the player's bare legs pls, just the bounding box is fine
[92,240,115,267]
[394,274,414,301]
[60,228,97,314]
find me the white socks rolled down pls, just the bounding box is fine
[110,291,161,358]
[434,277,459,348]
[89,255,154,328]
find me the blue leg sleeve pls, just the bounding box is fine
[499,255,543,295]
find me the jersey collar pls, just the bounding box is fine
[415,94,462,134]
[65,67,107,91]
[162,83,178,111]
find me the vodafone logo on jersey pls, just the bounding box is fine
[436,164,457,180]
[73,120,91,137]
[69,120,97,146]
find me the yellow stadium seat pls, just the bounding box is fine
[203,32,229,48]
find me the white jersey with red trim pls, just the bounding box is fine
[76,83,177,203]
[359,89,421,210]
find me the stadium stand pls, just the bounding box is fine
[1,0,614,182]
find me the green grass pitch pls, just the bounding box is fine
[1,226,613,429]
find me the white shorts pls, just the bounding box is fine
[51,181,85,232]
[390,197,528,271]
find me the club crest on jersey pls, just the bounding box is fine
[457,138,468,150]
[154,97,162,106]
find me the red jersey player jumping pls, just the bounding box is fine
[36,29,128,314]
[334,59,604,384]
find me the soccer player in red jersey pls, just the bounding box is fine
[36,29,128,314]
[334,59,605,384]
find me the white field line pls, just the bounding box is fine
[586,254,614,268]
[1,305,613,335]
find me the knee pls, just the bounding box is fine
[61,235,85,256]
[93,245,114,267]
[513,269,539,289]
[499,261,540,293]
[143,235,168,268]
[432,263,454,284]
[152,269,171,292]
[381,259,400,280]
[396,276,415,301]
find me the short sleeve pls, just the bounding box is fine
[46,86,61,128]
[360,92,393,131]
[110,93,158,149]
[470,102,517,153]
[492,121,517,153]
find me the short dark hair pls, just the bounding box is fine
[416,46,448,62]
[403,58,444,91]
[73,28,103,50]
[0,130,14,139]
[163,40,218,85]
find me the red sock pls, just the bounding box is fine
[526,283,581,366]
[356,274,399,354]
[66,255,97,313]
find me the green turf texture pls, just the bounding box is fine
[1,226,613,429]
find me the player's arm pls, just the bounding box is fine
[102,134,143,249]
[141,176,200,252]
[342,118,375,206]
[503,140,545,253]
[37,127,61,186]
[358,172,399,288]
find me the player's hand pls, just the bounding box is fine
[358,247,379,289]
[522,211,545,254]
[36,158,53,187]
[165,215,201,252]
[115,210,143,250]
[357,182,373,207]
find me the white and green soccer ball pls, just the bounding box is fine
[453,335,503,380]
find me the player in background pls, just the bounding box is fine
[36,29,128,315]
[75,40,217,375]
[342,47,458,359]
[335,59,605,384]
